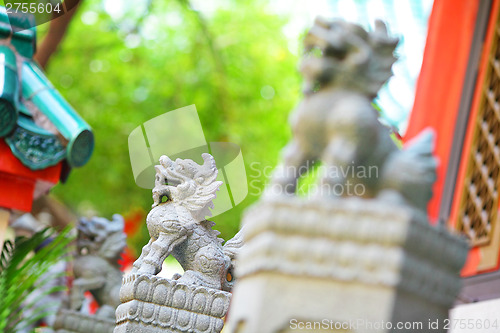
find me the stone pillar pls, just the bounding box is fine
[114,274,231,333]
[225,198,468,333]
[54,309,115,333]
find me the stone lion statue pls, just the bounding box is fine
[70,214,126,319]
[270,17,437,212]
[132,153,243,292]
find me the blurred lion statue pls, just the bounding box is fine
[270,18,437,212]
[71,214,126,319]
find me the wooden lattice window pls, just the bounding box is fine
[456,18,500,247]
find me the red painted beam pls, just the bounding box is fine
[0,139,61,211]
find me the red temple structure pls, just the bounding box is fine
[0,11,93,241]
[0,141,62,212]
[406,0,500,303]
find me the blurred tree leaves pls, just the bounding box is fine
[46,0,301,252]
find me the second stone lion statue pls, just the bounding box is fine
[269,18,437,212]
[71,214,126,319]
[132,153,244,292]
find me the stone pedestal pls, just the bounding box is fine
[114,274,231,333]
[54,309,115,333]
[225,197,468,333]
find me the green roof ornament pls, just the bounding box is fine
[0,7,94,170]
[0,45,18,137]
[0,9,36,57]
[21,61,94,167]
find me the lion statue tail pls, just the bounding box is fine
[380,128,438,212]
[223,227,245,262]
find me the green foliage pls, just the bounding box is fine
[43,0,300,253]
[0,228,74,333]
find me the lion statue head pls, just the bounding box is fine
[300,17,399,98]
[152,153,223,221]
[77,214,126,261]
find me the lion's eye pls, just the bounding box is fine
[226,271,233,282]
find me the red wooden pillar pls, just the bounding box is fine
[404,0,481,223]
[406,0,500,281]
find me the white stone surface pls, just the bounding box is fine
[449,299,500,333]
[225,197,468,333]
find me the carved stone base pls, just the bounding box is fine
[225,197,468,333]
[114,274,231,333]
[54,309,115,333]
